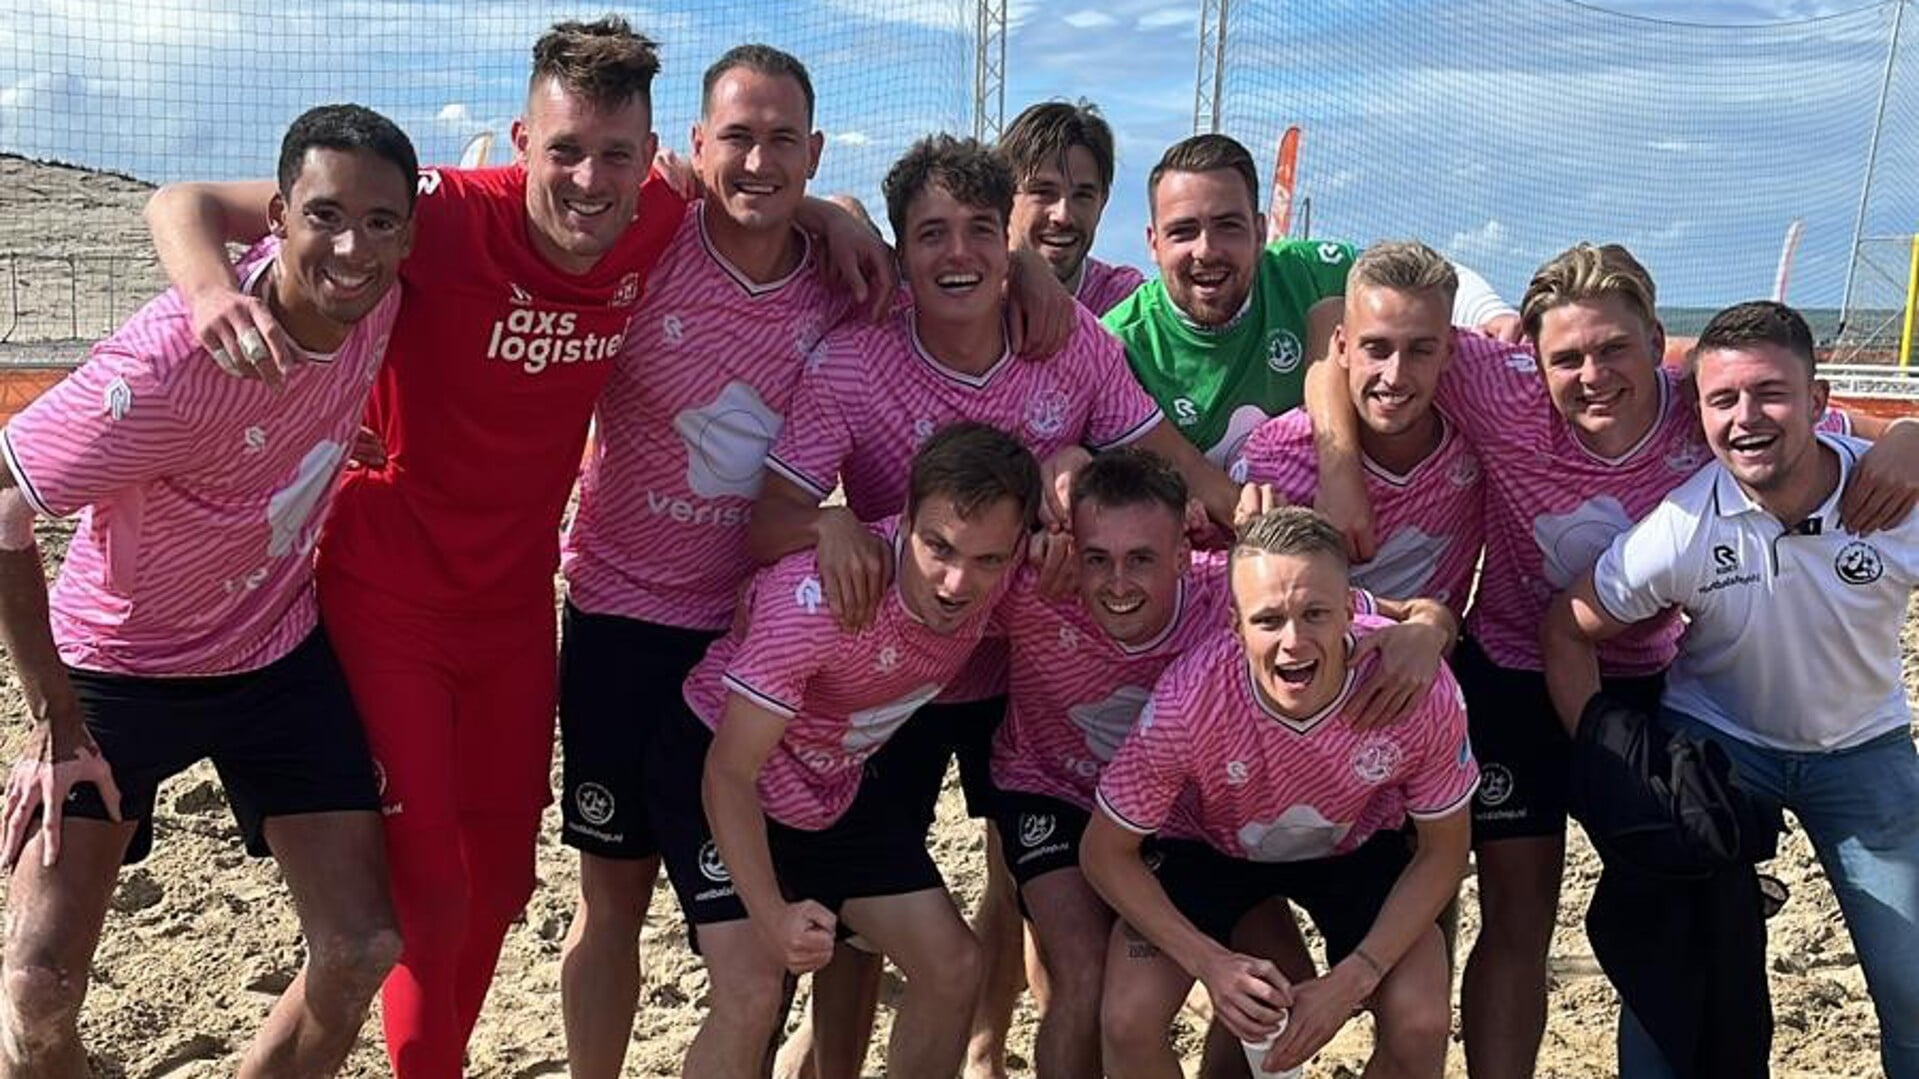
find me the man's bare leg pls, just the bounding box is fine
[1022,868,1113,1079]
[1461,835,1565,1079]
[1097,922,1191,1079]
[561,853,660,1079]
[967,826,1023,1079]
[240,811,401,1077]
[772,943,882,1079]
[684,920,790,1079]
[842,888,982,1077]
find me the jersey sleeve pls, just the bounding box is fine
[0,347,198,517]
[1404,666,1479,819]
[1079,318,1164,450]
[763,334,859,501]
[1817,407,1852,436]
[1228,410,1317,500]
[1434,331,1539,443]
[1589,496,1697,627]
[1449,261,1518,329]
[1095,673,1198,834]
[721,557,833,719]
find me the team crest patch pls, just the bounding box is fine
[1266,329,1304,374]
[698,840,732,883]
[1448,453,1480,488]
[1836,541,1884,585]
[1477,764,1515,807]
[1025,388,1071,438]
[1316,242,1346,265]
[1018,813,1056,849]
[611,272,640,307]
[1350,738,1405,785]
[575,782,616,826]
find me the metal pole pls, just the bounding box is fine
[1838,0,1906,338]
[1210,0,1230,133]
[1901,232,1918,369]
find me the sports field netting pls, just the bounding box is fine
[0,0,972,343]
[1207,0,1919,322]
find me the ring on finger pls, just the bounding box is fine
[210,346,235,369]
[238,330,269,363]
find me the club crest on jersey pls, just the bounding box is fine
[1477,763,1515,807]
[795,576,825,614]
[1025,388,1071,438]
[698,840,732,883]
[1316,242,1346,265]
[1836,541,1884,585]
[575,782,616,827]
[611,272,640,308]
[1018,813,1056,848]
[1350,738,1405,785]
[1266,330,1304,374]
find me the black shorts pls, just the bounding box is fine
[650,698,944,929]
[1454,635,1666,844]
[64,628,378,865]
[863,695,1006,827]
[1154,831,1413,966]
[557,603,721,860]
[990,789,1090,889]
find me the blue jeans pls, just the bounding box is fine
[1621,711,1919,1079]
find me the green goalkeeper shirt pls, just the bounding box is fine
[1102,239,1355,463]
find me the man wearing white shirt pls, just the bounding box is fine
[1541,300,1919,1079]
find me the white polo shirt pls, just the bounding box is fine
[1592,434,1918,752]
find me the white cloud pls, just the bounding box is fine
[436,103,469,123]
[1648,138,1694,152]
[1448,219,1507,261]
[1136,7,1191,30]
[829,131,872,146]
[1063,10,1116,28]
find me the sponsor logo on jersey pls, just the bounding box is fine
[508,282,532,306]
[103,377,132,422]
[485,307,623,375]
[1224,760,1249,786]
[575,782,616,826]
[795,576,824,614]
[662,313,685,344]
[1505,351,1535,373]
[913,418,937,444]
[875,646,899,673]
[1713,545,1740,574]
[1836,541,1884,585]
[416,169,442,197]
[1172,397,1200,426]
[1316,242,1346,265]
[1266,329,1303,374]
[1057,626,1081,652]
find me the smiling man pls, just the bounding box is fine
[1542,301,1919,1078]
[1081,507,1475,1079]
[660,423,1037,1078]
[999,100,1141,315]
[0,104,415,1079]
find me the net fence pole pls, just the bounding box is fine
[1839,0,1908,338]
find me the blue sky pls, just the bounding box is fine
[2,0,1914,309]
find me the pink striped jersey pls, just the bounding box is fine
[1434,328,1850,673]
[1231,405,1484,614]
[682,515,1006,830]
[563,200,855,630]
[765,301,1163,700]
[1,239,397,675]
[1096,616,1478,861]
[990,550,1234,810]
[1075,257,1144,317]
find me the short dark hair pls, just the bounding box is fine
[1147,133,1259,221]
[703,43,815,124]
[1689,300,1818,378]
[1069,447,1188,522]
[1231,506,1349,571]
[882,134,1016,243]
[907,421,1041,529]
[998,100,1116,195]
[530,15,661,112]
[277,104,419,208]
